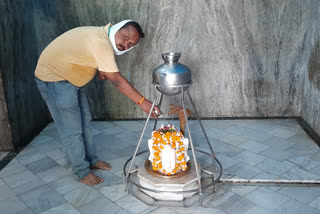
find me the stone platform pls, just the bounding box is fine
[137,161,200,201]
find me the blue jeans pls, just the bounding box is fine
[35,77,98,179]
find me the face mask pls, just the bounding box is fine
[109,20,134,55]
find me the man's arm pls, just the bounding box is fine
[99,71,160,117]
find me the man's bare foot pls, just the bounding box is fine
[79,173,104,186]
[90,160,112,170]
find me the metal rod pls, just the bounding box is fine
[186,90,222,186]
[219,178,320,186]
[181,87,202,206]
[186,90,215,157]
[153,90,163,131]
[125,101,155,190]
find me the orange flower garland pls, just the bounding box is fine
[150,124,188,175]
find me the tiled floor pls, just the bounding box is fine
[1,119,320,214]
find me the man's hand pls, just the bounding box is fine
[98,72,108,80]
[140,99,161,118]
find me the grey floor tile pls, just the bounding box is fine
[224,125,254,136]
[277,186,320,204]
[288,132,316,145]
[48,175,85,195]
[245,187,290,210]
[207,191,257,214]
[311,152,320,162]
[244,130,274,143]
[19,185,66,214]
[63,186,102,208]
[32,140,62,154]
[226,185,259,197]
[282,166,320,180]
[39,203,80,214]
[96,148,121,161]
[238,141,270,153]
[241,206,274,214]
[112,121,142,129]
[174,207,226,214]
[285,143,320,156]
[267,128,297,139]
[37,166,72,183]
[15,208,35,214]
[40,127,61,143]
[0,182,17,200]
[209,154,238,169]
[202,120,234,129]
[255,159,295,175]
[91,121,115,130]
[312,165,320,176]
[3,169,39,189]
[15,149,47,165]
[213,143,244,157]
[0,195,29,214]
[115,195,150,214]
[219,134,249,146]
[26,157,59,174]
[287,155,320,171]
[0,159,27,178]
[259,148,294,162]
[309,195,320,210]
[30,134,54,146]
[274,198,320,214]
[102,126,126,135]
[145,207,178,214]
[106,157,134,174]
[46,149,66,161]
[225,162,263,179]
[90,170,123,190]
[113,208,130,214]
[99,183,128,202]
[262,136,295,150]
[77,196,122,214]
[253,171,287,180]
[55,156,70,166]
[205,127,230,140]
[235,150,265,166]
[12,178,45,196]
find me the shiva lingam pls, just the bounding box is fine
[124,52,220,205]
[145,107,192,179]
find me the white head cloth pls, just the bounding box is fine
[109,20,134,55]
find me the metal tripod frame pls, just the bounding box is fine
[125,84,222,206]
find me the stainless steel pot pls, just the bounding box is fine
[152,52,191,95]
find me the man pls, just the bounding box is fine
[35,20,160,186]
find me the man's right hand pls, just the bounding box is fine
[140,99,161,118]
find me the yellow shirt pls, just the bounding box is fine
[35,24,118,87]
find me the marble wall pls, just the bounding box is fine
[29,0,314,119]
[0,0,320,148]
[302,3,320,136]
[0,0,51,149]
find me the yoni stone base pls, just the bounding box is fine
[137,161,200,201]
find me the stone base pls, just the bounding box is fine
[137,161,200,201]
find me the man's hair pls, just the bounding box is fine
[121,21,145,38]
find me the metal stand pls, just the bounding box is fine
[124,84,223,207]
